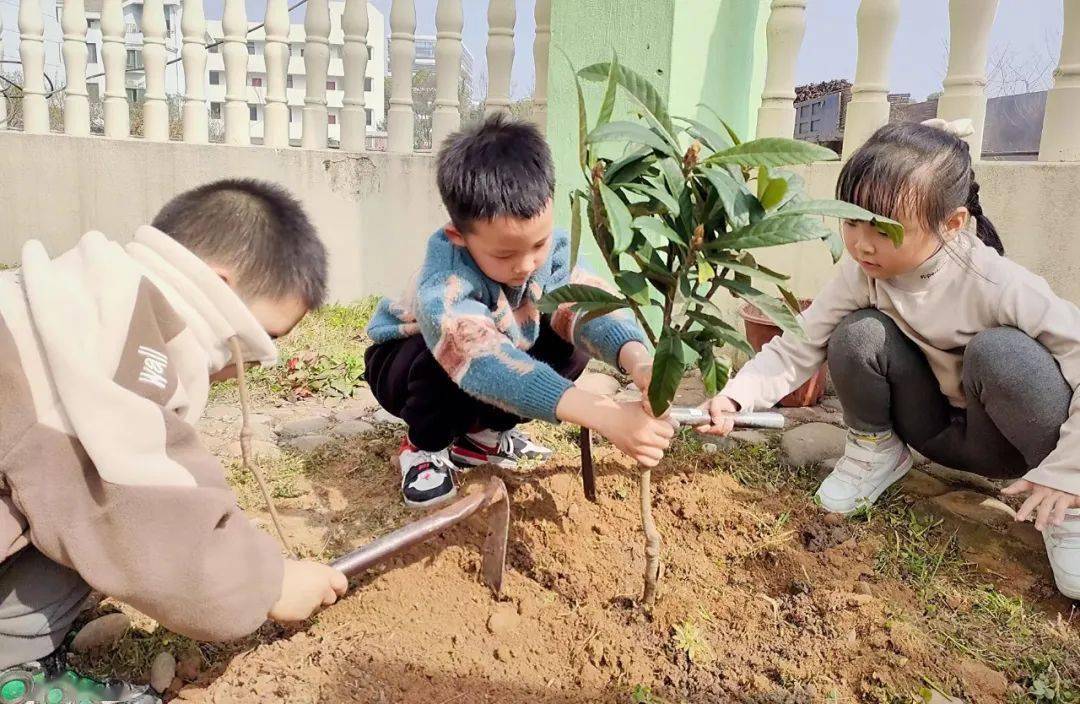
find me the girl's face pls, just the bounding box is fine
[841,207,968,280]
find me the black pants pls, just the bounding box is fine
[828,309,1071,478]
[364,316,589,451]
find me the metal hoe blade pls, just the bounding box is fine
[329,476,510,597]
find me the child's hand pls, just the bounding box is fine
[596,402,676,467]
[268,559,348,623]
[697,396,740,437]
[1002,479,1080,531]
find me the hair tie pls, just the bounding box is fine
[921,117,975,139]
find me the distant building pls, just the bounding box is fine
[409,34,474,85]
[206,1,386,146]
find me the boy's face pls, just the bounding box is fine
[446,200,554,288]
[208,287,309,383]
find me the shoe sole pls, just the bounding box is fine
[403,483,458,510]
[817,451,913,515]
[450,448,520,471]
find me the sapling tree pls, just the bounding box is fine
[541,54,901,606]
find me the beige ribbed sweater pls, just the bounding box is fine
[722,230,1080,496]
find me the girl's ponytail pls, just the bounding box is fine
[965,171,1004,255]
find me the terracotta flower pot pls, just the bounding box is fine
[737,300,827,408]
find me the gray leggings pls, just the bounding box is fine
[828,309,1071,478]
[0,547,90,668]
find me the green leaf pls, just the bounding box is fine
[707,214,834,251]
[649,331,691,415]
[599,182,634,253]
[633,216,684,247]
[604,148,655,184]
[759,178,789,210]
[615,271,651,305]
[557,48,589,174]
[696,104,743,146]
[874,219,905,248]
[597,51,619,127]
[697,349,730,396]
[674,116,733,152]
[779,287,802,314]
[577,303,630,326]
[708,138,838,168]
[700,165,758,229]
[587,122,678,158]
[659,158,686,199]
[620,182,681,217]
[580,61,676,137]
[538,283,622,313]
[708,256,790,287]
[719,279,805,340]
[570,191,583,268]
[686,310,755,357]
[825,230,844,264]
[756,165,770,199]
[779,199,900,230]
[697,259,716,286]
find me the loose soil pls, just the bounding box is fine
[72,419,1079,703]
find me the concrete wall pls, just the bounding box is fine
[724,161,1080,314]
[0,132,446,302]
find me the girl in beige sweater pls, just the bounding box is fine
[699,119,1080,600]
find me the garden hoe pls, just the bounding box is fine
[328,475,510,597]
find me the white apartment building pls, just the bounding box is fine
[205,1,386,145]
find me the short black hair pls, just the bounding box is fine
[436,113,555,233]
[151,178,328,308]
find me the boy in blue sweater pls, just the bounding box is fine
[366,114,674,508]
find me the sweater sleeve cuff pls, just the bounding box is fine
[518,369,576,423]
[1023,465,1080,497]
[578,318,648,369]
[719,375,761,414]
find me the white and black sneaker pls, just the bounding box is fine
[450,428,554,470]
[399,439,457,509]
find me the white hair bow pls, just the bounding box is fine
[921,117,975,138]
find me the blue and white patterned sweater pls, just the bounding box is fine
[366,228,646,422]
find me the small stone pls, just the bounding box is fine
[927,690,964,704]
[958,658,1009,697]
[204,406,240,421]
[71,613,130,653]
[226,440,281,460]
[285,434,334,453]
[702,443,719,454]
[372,409,407,426]
[333,420,375,438]
[846,593,874,607]
[575,372,622,396]
[900,468,950,498]
[176,650,202,682]
[150,652,176,693]
[853,581,873,597]
[486,604,520,637]
[729,430,768,445]
[278,416,331,438]
[780,423,847,468]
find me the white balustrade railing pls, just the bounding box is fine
[754,0,1079,162]
[5,0,554,153]
[61,0,89,135]
[0,12,6,126]
[840,0,899,159]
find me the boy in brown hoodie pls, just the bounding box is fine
[0,179,346,703]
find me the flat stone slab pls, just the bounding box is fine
[285,434,335,453]
[781,423,847,468]
[278,417,332,438]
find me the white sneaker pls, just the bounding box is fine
[399,438,457,509]
[815,430,912,514]
[450,427,554,470]
[1043,508,1080,599]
